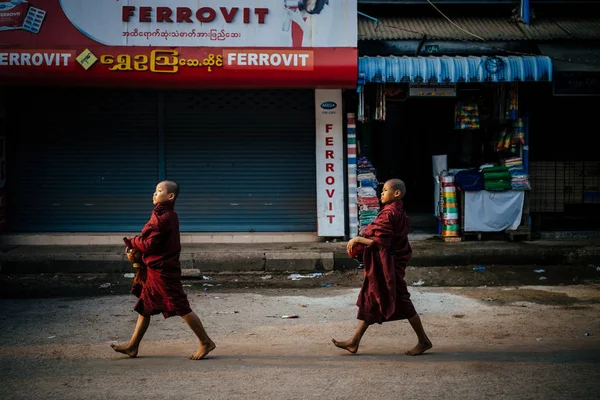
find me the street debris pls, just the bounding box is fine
[183,284,192,287]
[281,314,299,319]
[596,266,600,272]
[215,311,239,315]
[484,297,497,302]
[298,304,308,307]
[202,276,213,280]
[473,266,486,271]
[584,332,591,337]
[534,269,546,273]
[321,283,333,287]
[99,283,111,289]
[288,273,323,280]
[260,275,273,280]
[539,277,547,281]
[47,336,56,339]
[123,273,135,278]
[203,283,214,287]
[411,279,425,286]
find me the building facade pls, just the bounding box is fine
[350,0,600,237]
[0,0,357,239]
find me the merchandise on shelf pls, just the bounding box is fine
[482,165,512,191]
[356,156,380,235]
[503,157,531,191]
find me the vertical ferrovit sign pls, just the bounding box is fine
[315,89,344,237]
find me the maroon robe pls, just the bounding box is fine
[356,200,417,324]
[129,202,192,319]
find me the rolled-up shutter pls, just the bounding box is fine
[6,88,159,231]
[164,90,316,232]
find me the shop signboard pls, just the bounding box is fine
[553,72,600,96]
[0,0,357,88]
[315,89,344,237]
[409,84,457,97]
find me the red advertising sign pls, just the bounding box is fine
[0,1,357,89]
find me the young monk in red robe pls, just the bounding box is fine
[332,179,432,356]
[111,180,216,360]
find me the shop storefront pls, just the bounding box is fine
[527,44,600,232]
[0,0,357,236]
[350,55,552,240]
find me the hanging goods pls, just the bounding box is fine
[455,102,480,130]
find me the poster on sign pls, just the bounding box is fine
[315,89,345,237]
[0,1,357,88]
[0,0,356,47]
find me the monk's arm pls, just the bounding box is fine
[355,237,374,246]
[364,211,394,248]
[131,221,164,254]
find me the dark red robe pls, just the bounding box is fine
[356,200,417,324]
[129,202,192,319]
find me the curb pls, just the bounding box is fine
[1,244,599,274]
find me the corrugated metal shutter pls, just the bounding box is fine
[6,88,159,231]
[164,90,316,232]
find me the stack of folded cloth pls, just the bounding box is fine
[482,165,512,191]
[358,172,377,188]
[503,157,531,190]
[357,156,376,174]
[356,157,380,235]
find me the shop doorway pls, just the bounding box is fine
[358,97,457,233]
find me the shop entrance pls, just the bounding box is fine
[357,95,461,233]
[352,83,529,236]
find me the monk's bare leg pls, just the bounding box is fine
[332,320,370,354]
[405,313,432,356]
[111,314,150,358]
[182,311,216,360]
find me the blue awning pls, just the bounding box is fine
[358,55,553,84]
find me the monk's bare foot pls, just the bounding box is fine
[332,338,359,354]
[110,343,138,358]
[405,340,432,356]
[189,341,216,360]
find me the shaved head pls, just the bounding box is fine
[161,180,180,200]
[386,179,406,199]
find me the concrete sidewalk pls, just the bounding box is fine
[1,238,599,274]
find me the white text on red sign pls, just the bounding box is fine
[0,51,75,68]
[223,50,314,70]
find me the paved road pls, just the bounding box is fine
[1,285,599,399]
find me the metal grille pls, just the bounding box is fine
[6,88,317,232]
[530,161,600,212]
[164,90,317,232]
[6,88,159,231]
